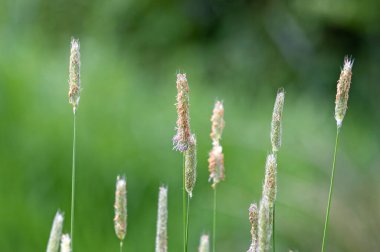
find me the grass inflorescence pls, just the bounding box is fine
[42,46,355,252]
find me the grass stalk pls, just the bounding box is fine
[120,241,123,252]
[272,204,275,252]
[183,153,187,252]
[185,194,190,251]
[212,186,217,252]
[70,113,77,248]
[321,127,340,252]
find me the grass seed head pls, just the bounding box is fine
[262,154,277,207]
[247,203,258,252]
[208,144,225,188]
[198,235,210,252]
[208,101,225,188]
[173,73,191,152]
[114,176,127,241]
[185,134,197,197]
[60,234,71,252]
[335,56,354,128]
[271,88,285,153]
[46,211,64,252]
[68,38,80,114]
[155,186,168,252]
[257,198,272,252]
[210,101,225,145]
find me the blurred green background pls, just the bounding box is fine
[1,0,380,251]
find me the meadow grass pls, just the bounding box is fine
[43,41,353,252]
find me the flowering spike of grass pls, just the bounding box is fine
[269,88,285,252]
[321,56,354,252]
[271,88,285,153]
[46,211,64,252]
[60,234,71,252]
[257,198,271,252]
[210,101,225,145]
[68,38,80,114]
[173,73,191,152]
[198,235,210,252]
[155,186,168,252]
[68,38,81,249]
[247,203,258,252]
[114,176,127,248]
[172,73,195,252]
[262,154,277,207]
[208,145,225,188]
[208,100,225,252]
[185,134,197,198]
[257,154,277,252]
[335,56,354,128]
[208,101,225,188]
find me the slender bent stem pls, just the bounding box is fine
[70,113,77,248]
[321,126,340,252]
[213,186,217,252]
[182,153,187,252]
[272,204,275,252]
[185,194,190,251]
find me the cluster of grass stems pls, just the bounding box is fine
[45,38,353,252]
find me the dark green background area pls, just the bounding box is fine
[0,0,379,251]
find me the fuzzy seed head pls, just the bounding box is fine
[208,144,225,188]
[335,56,354,128]
[262,154,277,207]
[173,73,191,152]
[185,134,197,197]
[271,89,285,153]
[155,186,168,252]
[247,203,258,252]
[210,101,225,145]
[198,235,210,252]
[257,198,272,252]
[60,234,71,252]
[114,176,127,241]
[68,38,81,114]
[46,211,64,252]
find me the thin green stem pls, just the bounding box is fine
[120,241,123,252]
[321,127,340,252]
[213,186,217,252]
[185,194,190,251]
[272,204,275,252]
[70,113,76,249]
[182,153,187,252]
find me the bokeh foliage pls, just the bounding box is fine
[0,0,380,251]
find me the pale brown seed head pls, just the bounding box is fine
[262,154,277,208]
[60,234,71,252]
[208,144,225,188]
[271,89,285,153]
[155,186,168,252]
[335,56,354,128]
[247,203,258,252]
[185,134,197,197]
[199,235,210,252]
[46,211,64,252]
[210,101,225,145]
[173,73,191,152]
[68,38,80,114]
[114,176,127,241]
[257,198,272,252]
